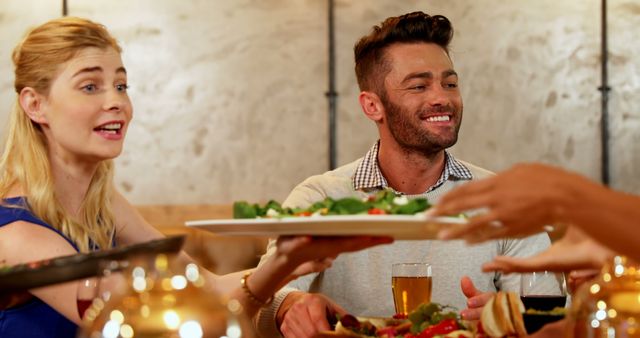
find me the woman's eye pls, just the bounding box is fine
[82,84,97,93]
[116,84,129,92]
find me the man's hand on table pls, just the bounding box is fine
[460,276,494,320]
[277,291,346,338]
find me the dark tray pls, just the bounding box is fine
[0,235,185,292]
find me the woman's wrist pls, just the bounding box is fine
[244,252,296,303]
[270,251,300,287]
[241,272,274,306]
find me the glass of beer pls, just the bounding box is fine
[391,263,432,316]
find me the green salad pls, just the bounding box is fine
[233,189,431,219]
[407,302,465,334]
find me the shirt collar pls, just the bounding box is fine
[351,141,473,193]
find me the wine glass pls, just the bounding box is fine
[76,277,99,319]
[520,271,567,334]
[520,271,567,311]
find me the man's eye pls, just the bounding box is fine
[444,82,458,89]
[82,84,97,93]
[116,84,129,92]
[410,85,426,91]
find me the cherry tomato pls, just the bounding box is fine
[368,208,387,215]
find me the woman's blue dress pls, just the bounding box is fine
[0,197,78,338]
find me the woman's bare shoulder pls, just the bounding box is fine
[0,220,77,266]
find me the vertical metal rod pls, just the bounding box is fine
[326,0,338,170]
[62,0,68,16]
[599,0,611,185]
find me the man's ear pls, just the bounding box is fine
[19,87,48,124]
[358,91,385,122]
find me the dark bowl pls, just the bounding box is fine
[523,313,565,334]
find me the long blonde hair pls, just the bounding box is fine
[0,17,123,252]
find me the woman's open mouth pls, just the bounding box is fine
[94,121,125,139]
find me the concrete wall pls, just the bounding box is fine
[1,0,638,205]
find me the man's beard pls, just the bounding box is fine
[382,95,462,155]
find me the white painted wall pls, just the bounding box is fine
[1,0,638,204]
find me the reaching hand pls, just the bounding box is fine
[277,291,346,338]
[275,235,393,279]
[459,276,494,320]
[481,227,613,274]
[567,269,600,294]
[433,163,592,243]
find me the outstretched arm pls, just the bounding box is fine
[433,163,640,262]
[224,236,393,318]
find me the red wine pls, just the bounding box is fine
[77,299,92,318]
[520,295,566,311]
[523,313,564,334]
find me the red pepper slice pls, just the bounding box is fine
[294,211,312,217]
[417,319,459,338]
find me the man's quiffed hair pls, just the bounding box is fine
[354,12,454,92]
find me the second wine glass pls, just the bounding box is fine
[520,271,567,311]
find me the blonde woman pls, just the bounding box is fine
[0,17,391,337]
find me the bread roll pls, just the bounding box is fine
[481,291,527,337]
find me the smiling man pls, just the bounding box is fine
[256,12,557,338]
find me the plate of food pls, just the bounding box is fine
[318,292,529,338]
[0,235,185,292]
[186,190,467,240]
[318,302,475,338]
